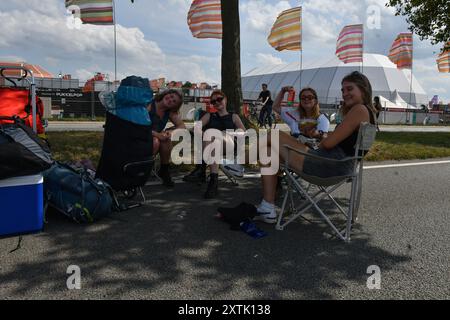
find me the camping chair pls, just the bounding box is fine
[276,122,377,242]
[219,131,245,186]
[96,111,154,211]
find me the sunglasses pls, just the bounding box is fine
[300,95,316,101]
[211,96,224,105]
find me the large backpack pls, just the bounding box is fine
[43,162,114,223]
[0,117,53,180]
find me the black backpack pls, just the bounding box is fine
[0,116,53,180]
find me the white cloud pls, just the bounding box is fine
[240,0,291,33]
[0,55,25,62]
[0,0,220,85]
[255,53,285,66]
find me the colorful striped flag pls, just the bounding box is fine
[65,0,114,25]
[437,42,450,73]
[267,7,302,51]
[388,33,413,69]
[187,0,222,39]
[335,24,364,64]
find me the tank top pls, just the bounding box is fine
[337,105,375,157]
[148,101,170,133]
[204,112,236,131]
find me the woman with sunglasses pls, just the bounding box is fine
[254,72,376,223]
[183,90,245,198]
[148,89,186,187]
[273,86,330,140]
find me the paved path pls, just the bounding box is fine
[1,159,449,299]
[46,121,450,133]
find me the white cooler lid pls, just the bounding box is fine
[0,174,44,188]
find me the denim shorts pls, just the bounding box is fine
[302,146,354,178]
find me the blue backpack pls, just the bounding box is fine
[43,162,114,223]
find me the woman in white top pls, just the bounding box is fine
[273,86,329,140]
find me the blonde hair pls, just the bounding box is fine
[299,87,320,119]
[154,89,183,111]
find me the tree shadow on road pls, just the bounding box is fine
[0,178,411,299]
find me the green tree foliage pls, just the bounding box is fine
[182,81,193,88]
[386,0,450,50]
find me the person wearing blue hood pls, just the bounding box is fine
[147,89,185,187]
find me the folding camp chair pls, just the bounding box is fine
[276,122,377,242]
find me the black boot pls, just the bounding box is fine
[158,164,174,188]
[183,163,206,184]
[204,173,219,199]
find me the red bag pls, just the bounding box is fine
[0,87,45,134]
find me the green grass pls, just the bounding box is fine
[366,132,450,161]
[47,131,104,165]
[46,131,450,167]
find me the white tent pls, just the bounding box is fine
[378,95,403,109]
[391,90,417,109]
[242,53,428,107]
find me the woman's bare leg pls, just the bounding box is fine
[261,131,309,204]
[159,139,172,165]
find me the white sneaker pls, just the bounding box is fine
[253,211,277,224]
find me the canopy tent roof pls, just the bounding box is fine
[378,93,417,109]
[242,53,428,107]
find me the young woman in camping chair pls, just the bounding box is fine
[254,71,377,224]
[183,90,246,199]
[148,89,186,187]
[272,86,330,142]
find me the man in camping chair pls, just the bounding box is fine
[253,72,377,241]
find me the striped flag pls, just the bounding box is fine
[65,0,114,25]
[187,0,222,39]
[388,33,413,69]
[437,42,450,73]
[267,7,302,51]
[335,24,364,64]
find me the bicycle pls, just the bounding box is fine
[245,101,276,129]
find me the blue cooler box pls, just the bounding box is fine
[0,174,44,237]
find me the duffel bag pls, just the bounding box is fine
[43,162,114,223]
[0,117,53,180]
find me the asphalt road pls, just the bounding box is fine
[46,121,450,132]
[1,158,449,300]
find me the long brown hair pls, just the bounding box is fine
[298,87,320,119]
[341,71,376,116]
[154,89,183,111]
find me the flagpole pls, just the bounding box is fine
[361,24,364,74]
[113,0,117,82]
[408,34,414,124]
[299,7,303,91]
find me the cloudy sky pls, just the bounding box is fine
[0,0,448,102]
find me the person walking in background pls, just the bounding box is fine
[257,84,274,127]
[373,96,382,132]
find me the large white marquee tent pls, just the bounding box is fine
[242,53,428,108]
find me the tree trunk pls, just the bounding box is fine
[221,0,243,115]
